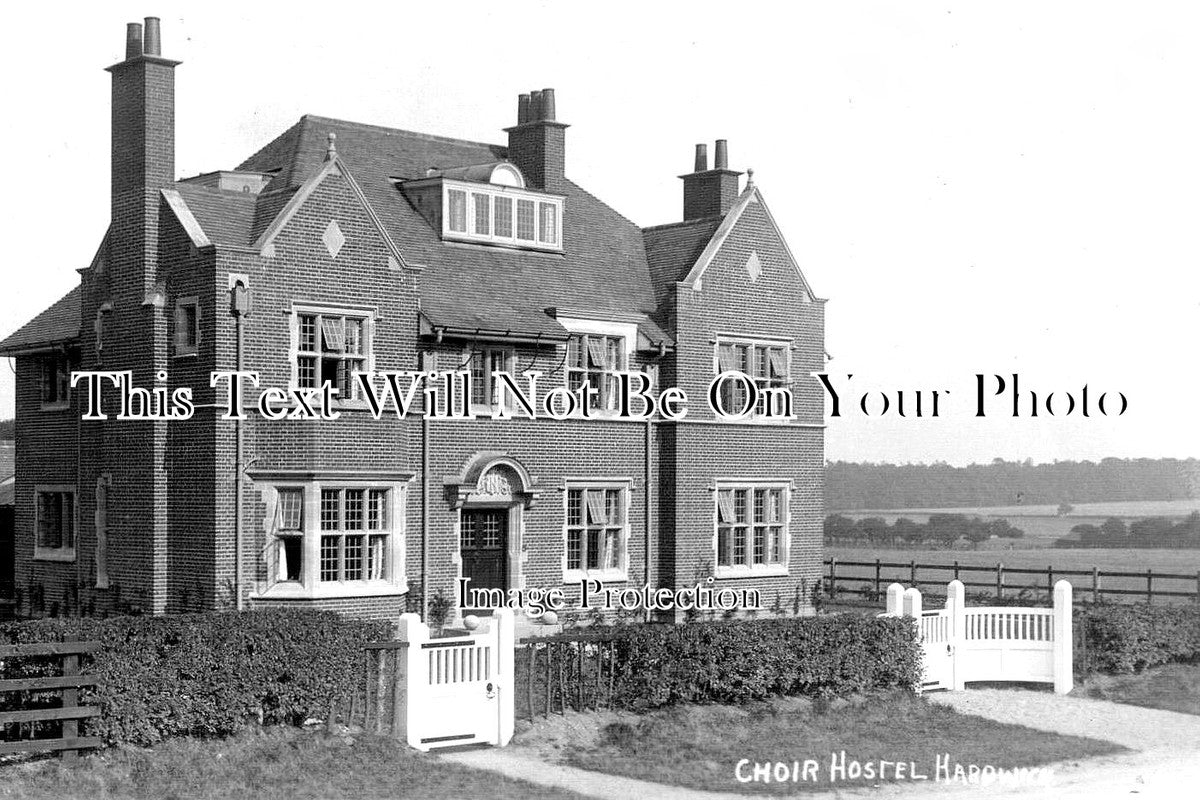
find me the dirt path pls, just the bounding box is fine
[442,690,1200,799]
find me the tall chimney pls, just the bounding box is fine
[125,22,143,60]
[143,16,161,56]
[505,87,569,191]
[680,139,742,221]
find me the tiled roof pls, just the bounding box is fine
[238,115,668,344]
[0,286,81,353]
[173,183,259,248]
[642,218,724,306]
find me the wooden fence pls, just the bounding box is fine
[0,641,102,760]
[517,634,620,720]
[826,557,1200,604]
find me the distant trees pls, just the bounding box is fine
[1055,512,1200,549]
[826,458,1199,511]
[0,418,12,440]
[823,514,1025,549]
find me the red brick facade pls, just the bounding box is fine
[1,19,826,625]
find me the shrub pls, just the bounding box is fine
[1077,604,1200,674]
[0,610,392,746]
[605,614,920,708]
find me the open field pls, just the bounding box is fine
[825,547,1200,603]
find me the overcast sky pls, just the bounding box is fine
[1,1,1196,466]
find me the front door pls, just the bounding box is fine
[460,508,508,609]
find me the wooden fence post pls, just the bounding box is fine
[395,612,428,750]
[828,558,837,597]
[1047,565,1054,598]
[1053,581,1073,694]
[1147,569,1153,605]
[910,559,917,587]
[494,608,515,747]
[886,583,904,615]
[60,651,80,763]
[1092,566,1100,604]
[953,560,960,581]
[946,580,966,691]
[874,559,882,598]
[902,587,922,618]
[995,563,1004,600]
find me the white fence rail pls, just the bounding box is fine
[884,579,1073,694]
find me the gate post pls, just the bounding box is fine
[494,608,515,746]
[902,587,922,618]
[396,612,430,751]
[946,580,966,690]
[1053,581,1073,694]
[886,583,904,615]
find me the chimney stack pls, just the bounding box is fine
[125,22,143,59]
[505,87,569,191]
[143,16,161,56]
[680,139,742,221]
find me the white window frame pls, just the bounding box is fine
[712,334,792,419]
[254,479,407,600]
[464,345,516,415]
[33,484,77,562]
[441,179,564,252]
[557,317,638,416]
[173,296,201,357]
[39,351,72,410]
[713,481,791,578]
[289,303,376,405]
[562,479,632,583]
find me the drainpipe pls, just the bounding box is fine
[230,280,252,611]
[421,352,430,621]
[644,417,653,622]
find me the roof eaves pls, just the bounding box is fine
[161,189,214,249]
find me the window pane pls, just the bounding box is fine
[320,535,340,581]
[298,356,317,388]
[345,489,364,530]
[184,305,199,347]
[344,535,364,580]
[299,315,317,352]
[368,489,387,530]
[516,199,535,240]
[538,202,557,244]
[604,528,620,569]
[473,194,490,235]
[448,189,467,232]
[277,489,303,530]
[321,318,345,352]
[717,527,731,567]
[567,490,582,526]
[753,526,766,564]
[495,196,513,237]
[320,489,340,530]
[586,529,601,570]
[367,535,386,580]
[345,319,363,355]
[567,528,582,570]
[280,536,302,581]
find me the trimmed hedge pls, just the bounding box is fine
[1078,604,1200,674]
[606,614,921,708]
[0,610,392,746]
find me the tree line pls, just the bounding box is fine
[1056,512,1200,549]
[825,513,1025,549]
[827,458,1199,510]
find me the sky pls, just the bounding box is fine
[0,1,1196,466]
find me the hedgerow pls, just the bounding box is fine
[1077,604,1200,674]
[606,614,921,707]
[0,610,392,746]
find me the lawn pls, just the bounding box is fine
[0,727,586,800]
[1077,663,1200,716]
[564,691,1123,794]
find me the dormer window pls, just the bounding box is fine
[441,180,563,251]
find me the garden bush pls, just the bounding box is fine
[605,614,921,708]
[1077,604,1200,674]
[0,610,392,746]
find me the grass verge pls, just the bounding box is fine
[1077,662,1200,715]
[0,727,585,800]
[564,691,1124,794]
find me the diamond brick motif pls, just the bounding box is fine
[322,219,345,259]
[745,250,762,282]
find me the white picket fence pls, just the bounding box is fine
[883,579,1073,694]
[392,608,515,751]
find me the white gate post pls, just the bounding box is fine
[1053,580,1073,694]
[902,587,922,618]
[494,608,515,746]
[396,612,430,751]
[946,580,966,690]
[886,582,904,615]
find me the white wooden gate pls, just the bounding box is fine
[393,608,514,751]
[884,579,1072,694]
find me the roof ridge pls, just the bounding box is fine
[301,114,504,151]
[643,216,723,233]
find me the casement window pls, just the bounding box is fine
[566,334,626,412]
[174,297,200,356]
[714,337,790,416]
[466,345,515,413]
[95,304,112,355]
[441,179,563,252]
[39,352,72,408]
[260,479,405,599]
[564,483,629,579]
[294,308,371,401]
[715,484,789,576]
[34,487,76,561]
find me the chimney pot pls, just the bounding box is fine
[529,90,543,122]
[125,22,144,60]
[143,17,161,56]
[694,143,708,173]
[714,139,729,170]
[517,93,531,125]
[540,88,556,121]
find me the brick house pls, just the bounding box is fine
[0,18,826,622]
